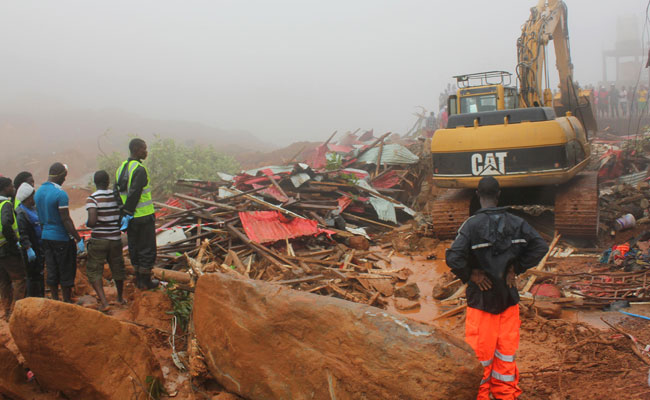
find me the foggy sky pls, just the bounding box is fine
[0,0,646,145]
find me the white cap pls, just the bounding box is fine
[16,182,35,202]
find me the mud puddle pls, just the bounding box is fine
[385,243,451,324]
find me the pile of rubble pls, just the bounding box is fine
[150,130,430,308]
[595,132,650,235]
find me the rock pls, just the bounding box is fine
[212,393,244,400]
[194,273,481,400]
[0,344,57,400]
[530,283,562,298]
[533,301,562,319]
[129,290,173,332]
[369,277,394,297]
[76,294,97,307]
[9,298,163,400]
[394,297,420,311]
[641,198,649,209]
[432,279,462,300]
[394,282,420,300]
[347,236,370,251]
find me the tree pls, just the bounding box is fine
[96,136,240,197]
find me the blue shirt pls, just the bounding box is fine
[35,182,70,242]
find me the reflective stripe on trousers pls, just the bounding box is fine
[465,304,522,400]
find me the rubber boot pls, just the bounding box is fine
[137,271,159,290]
[62,286,73,303]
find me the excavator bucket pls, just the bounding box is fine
[575,94,598,135]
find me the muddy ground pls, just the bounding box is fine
[2,233,649,399]
[2,177,650,399]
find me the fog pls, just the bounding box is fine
[0,0,646,146]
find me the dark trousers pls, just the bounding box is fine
[127,216,157,274]
[43,239,77,287]
[24,251,45,297]
[0,254,26,313]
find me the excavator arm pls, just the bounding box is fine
[516,0,597,133]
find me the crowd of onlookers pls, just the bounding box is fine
[588,84,649,118]
[0,139,158,320]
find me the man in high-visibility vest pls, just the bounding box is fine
[116,138,159,289]
[446,177,548,400]
[0,177,26,319]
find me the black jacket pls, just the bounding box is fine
[446,207,548,314]
[117,157,148,217]
[16,206,42,256]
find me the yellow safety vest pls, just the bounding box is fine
[0,200,20,247]
[116,160,155,218]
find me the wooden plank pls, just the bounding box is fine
[220,187,304,218]
[374,139,384,177]
[342,212,396,229]
[432,304,467,321]
[228,250,247,275]
[274,275,325,285]
[173,192,237,211]
[225,223,285,269]
[522,234,561,293]
[152,268,192,284]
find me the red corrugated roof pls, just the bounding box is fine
[371,170,402,189]
[239,211,322,243]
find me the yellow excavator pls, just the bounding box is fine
[430,0,599,239]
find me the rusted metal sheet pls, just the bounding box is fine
[239,211,321,243]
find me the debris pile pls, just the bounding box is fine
[597,132,650,234]
[151,130,430,308]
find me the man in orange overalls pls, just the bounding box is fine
[446,177,548,399]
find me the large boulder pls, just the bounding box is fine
[9,298,163,400]
[0,344,59,400]
[194,273,481,400]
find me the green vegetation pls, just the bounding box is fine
[325,153,358,185]
[145,375,167,399]
[164,281,193,332]
[96,136,240,197]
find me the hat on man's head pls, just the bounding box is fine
[16,182,35,202]
[477,176,500,197]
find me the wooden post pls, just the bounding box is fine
[374,139,384,178]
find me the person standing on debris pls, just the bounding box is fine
[425,111,437,137]
[609,84,619,118]
[598,86,609,118]
[116,138,159,289]
[628,86,637,115]
[639,86,648,115]
[620,86,628,117]
[35,162,83,303]
[446,176,548,400]
[15,183,45,297]
[0,178,26,319]
[13,171,34,210]
[86,170,126,310]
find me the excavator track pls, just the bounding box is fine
[430,189,473,240]
[554,171,599,239]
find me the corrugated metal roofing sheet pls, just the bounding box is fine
[357,143,419,165]
[290,172,312,188]
[619,170,649,186]
[368,197,397,224]
[239,211,321,243]
[244,165,295,176]
[371,170,402,189]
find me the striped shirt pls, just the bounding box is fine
[86,189,121,241]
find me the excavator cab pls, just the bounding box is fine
[449,71,518,115]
